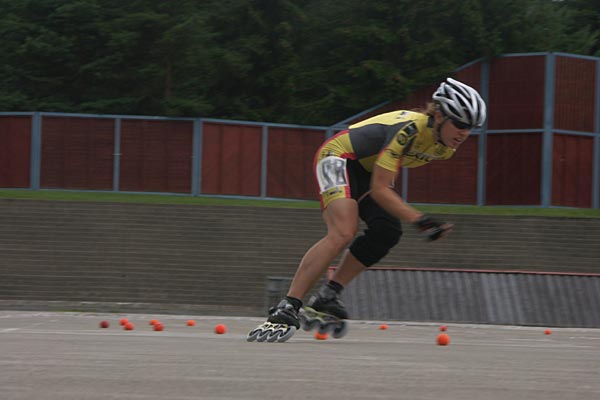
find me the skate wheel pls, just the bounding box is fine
[332,320,348,339]
[256,328,273,342]
[317,323,335,336]
[247,322,274,342]
[247,323,297,343]
[275,326,296,342]
[266,327,284,342]
[317,320,347,337]
[301,318,320,332]
[246,327,262,342]
[317,324,328,335]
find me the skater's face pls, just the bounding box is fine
[435,111,471,149]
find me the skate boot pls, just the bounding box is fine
[246,299,299,343]
[300,285,349,339]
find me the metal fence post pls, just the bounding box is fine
[541,53,556,207]
[260,125,269,197]
[593,60,600,209]
[192,119,202,196]
[113,118,121,192]
[594,137,600,209]
[477,61,490,206]
[30,112,42,190]
[401,168,409,201]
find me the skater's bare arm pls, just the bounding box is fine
[370,165,422,223]
[370,165,452,240]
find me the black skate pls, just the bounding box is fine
[300,286,349,339]
[246,299,299,343]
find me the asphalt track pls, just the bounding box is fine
[1,311,599,400]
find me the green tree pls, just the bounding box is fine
[0,0,221,115]
[203,0,306,121]
[0,0,598,124]
[440,0,598,58]
[560,0,600,56]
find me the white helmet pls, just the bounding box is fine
[433,77,487,128]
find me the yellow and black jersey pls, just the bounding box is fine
[318,110,455,173]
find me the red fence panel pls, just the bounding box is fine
[455,62,482,91]
[120,120,193,193]
[201,123,262,196]
[486,133,542,205]
[488,56,546,130]
[41,117,114,190]
[554,56,596,133]
[407,136,478,204]
[0,116,31,188]
[552,134,593,207]
[267,128,325,200]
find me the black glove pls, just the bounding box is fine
[414,215,450,241]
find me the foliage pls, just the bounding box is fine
[0,0,597,124]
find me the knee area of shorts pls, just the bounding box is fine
[348,221,402,267]
[369,220,402,246]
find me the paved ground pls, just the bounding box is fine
[1,311,599,400]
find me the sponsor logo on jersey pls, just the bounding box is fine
[404,122,418,137]
[386,149,401,159]
[404,151,444,162]
[396,133,409,146]
[396,122,418,146]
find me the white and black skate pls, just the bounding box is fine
[246,322,297,342]
[246,299,300,343]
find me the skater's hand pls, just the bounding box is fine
[413,215,453,241]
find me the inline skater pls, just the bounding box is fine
[247,77,486,342]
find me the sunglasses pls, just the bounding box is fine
[449,118,472,130]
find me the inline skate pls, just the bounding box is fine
[300,285,349,338]
[246,299,299,343]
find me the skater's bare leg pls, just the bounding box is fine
[287,198,358,300]
[329,250,366,287]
